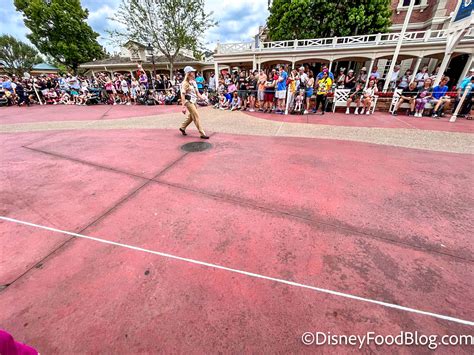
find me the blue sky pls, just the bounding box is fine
[1,0,269,54]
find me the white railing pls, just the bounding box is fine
[217,42,254,53]
[216,29,474,54]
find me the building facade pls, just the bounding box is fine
[80,41,214,78]
[215,0,473,86]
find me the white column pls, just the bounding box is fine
[383,0,416,92]
[410,57,423,83]
[366,58,375,89]
[433,53,452,86]
[450,83,472,123]
[328,60,333,73]
[252,55,256,71]
[214,61,219,80]
[457,54,473,86]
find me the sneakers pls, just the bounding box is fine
[345,108,350,115]
[354,108,359,115]
[200,135,210,139]
[366,110,370,115]
[392,111,398,116]
[360,109,365,115]
[303,110,308,115]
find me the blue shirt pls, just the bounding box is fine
[276,70,288,91]
[196,76,204,89]
[2,80,12,91]
[317,71,334,81]
[432,85,448,99]
[460,78,474,93]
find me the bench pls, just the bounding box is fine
[389,88,433,114]
[332,88,378,114]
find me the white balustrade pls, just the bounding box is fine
[216,30,473,54]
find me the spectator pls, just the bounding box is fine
[314,70,332,115]
[317,65,334,81]
[453,74,474,118]
[361,79,378,115]
[414,78,433,117]
[431,76,450,118]
[389,65,401,90]
[357,67,368,86]
[257,69,267,111]
[247,71,258,112]
[392,81,418,116]
[344,69,356,89]
[230,91,242,111]
[208,72,216,92]
[415,66,429,88]
[275,65,288,114]
[195,72,205,93]
[336,67,346,89]
[398,69,412,89]
[345,82,364,115]
[263,72,276,113]
[369,66,380,82]
[304,71,315,115]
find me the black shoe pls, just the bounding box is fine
[200,135,210,139]
[179,128,187,136]
[392,111,398,116]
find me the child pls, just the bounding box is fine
[217,93,229,110]
[230,91,241,111]
[59,91,71,105]
[414,78,433,117]
[294,89,305,114]
[361,80,378,115]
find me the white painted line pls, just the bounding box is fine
[275,121,284,136]
[1,215,473,327]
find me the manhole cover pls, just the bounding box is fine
[181,141,212,152]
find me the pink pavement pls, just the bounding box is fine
[0,118,473,352]
[0,104,181,124]
[243,110,474,133]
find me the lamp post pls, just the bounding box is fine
[146,43,156,88]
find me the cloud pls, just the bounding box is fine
[2,0,269,55]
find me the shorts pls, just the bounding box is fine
[275,90,286,99]
[264,92,274,102]
[305,88,314,98]
[239,90,248,100]
[257,90,265,101]
[122,88,129,95]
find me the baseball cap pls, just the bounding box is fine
[184,66,196,74]
[361,67,367,71]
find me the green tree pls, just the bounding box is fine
[0,35,41,76]
[14,0,105,73]
[109,0,216,78]
[267,0,392,41]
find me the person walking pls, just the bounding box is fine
[179,66,209,139]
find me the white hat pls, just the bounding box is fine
[299,66,305,70]
[184,66,196,74]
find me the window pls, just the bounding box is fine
[402,0,421,6]
[397,0,428,13]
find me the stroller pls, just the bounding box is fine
[0,90,9,106]
[86,88,102,105]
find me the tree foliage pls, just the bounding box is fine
[0,35,41,76]
[109,0,216,77]
[267,0,392,40]
[14,0,105,72]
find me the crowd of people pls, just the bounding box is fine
[0,66,185,107]
[208,64,472,118]
[1,63,472,118]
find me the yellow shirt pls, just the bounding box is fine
[317,77,332,96]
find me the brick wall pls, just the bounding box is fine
[390,0,459,29]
